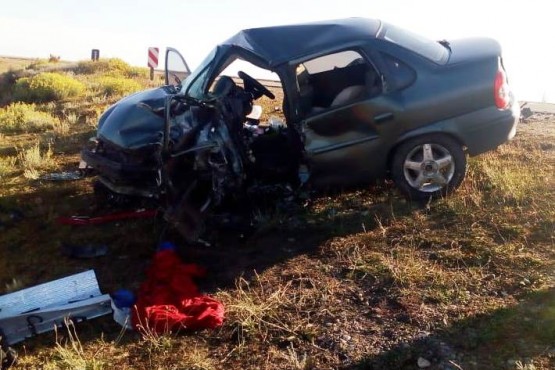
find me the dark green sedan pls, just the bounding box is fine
[82,18,519,238]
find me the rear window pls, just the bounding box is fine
[382,24,449,64]
[303,50,363,74]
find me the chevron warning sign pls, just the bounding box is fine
[147,47,159,69]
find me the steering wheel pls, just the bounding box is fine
[238,71,275,100]
[170,72,181,85]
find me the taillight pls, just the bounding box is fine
[494,68,511,109]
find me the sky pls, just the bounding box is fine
[0,0,553,102]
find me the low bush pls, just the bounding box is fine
[13,72,85,102]
[18,142,56,179]
[128,66,150,78]
[0,102,60,133]
[0,69,33,105]
[0,155,17,179]
[95,76,142,96]
[48,54,61,63]
[77,58,132,77]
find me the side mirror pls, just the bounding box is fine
[165,47,191,87]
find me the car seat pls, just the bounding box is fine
[310,68,380,115]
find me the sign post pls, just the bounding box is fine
[147,47,159,81]
[91,49,99,61]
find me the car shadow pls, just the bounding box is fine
[340,287,555,370]
[163,183,409,292]
[0,176,402,293]
[0,180,161,291]
[1,180,418,356]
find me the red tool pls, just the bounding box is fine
[57,209,157,226]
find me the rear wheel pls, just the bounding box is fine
[391,135,466,201]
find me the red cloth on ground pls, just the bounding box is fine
[132,249,224,333]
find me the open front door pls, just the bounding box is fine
[165,47,191,87]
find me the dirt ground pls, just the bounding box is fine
[0,64,554,369]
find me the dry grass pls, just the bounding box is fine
[47,320,106,370]
[0,155,17,179]
[0,57,33,74]
[0,57,553,369]
[0,102,60,133]
[3,278,24,293]
[17,141,56,179]
[218,274,310,345]
[176,346,216,370]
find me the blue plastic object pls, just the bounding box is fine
[112,289,135,308]
[158,241,176,251]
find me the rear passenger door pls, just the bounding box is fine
[298,49,400,186]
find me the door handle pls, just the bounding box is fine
[374,112,394,124]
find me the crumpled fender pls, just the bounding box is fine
[97,87,171,149]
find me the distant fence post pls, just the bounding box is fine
[91,49,100,61]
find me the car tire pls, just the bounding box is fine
[391,135,466,201]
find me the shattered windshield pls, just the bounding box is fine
[180,47,218,99]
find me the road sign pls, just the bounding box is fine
[148,47,159,69]
[91,49,99,61]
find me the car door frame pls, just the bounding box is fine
[165,47,191,87]
[290,46,405,187]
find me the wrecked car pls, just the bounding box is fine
[81,18,519,240]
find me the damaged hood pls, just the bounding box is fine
[97,87,170,149]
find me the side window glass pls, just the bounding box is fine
[382,54,416,90]
[295,50,382,117]
[165,48,190,87]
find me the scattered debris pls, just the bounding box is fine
[0,271,111,345]
[417,356,432,368]
[57,209,157,226]
[0,270,111,348]
[39,171,84,181]
[61,243,108,258]
[111,289,135,330]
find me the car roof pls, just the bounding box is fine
[221,18,382,67]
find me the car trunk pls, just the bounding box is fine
[445,37,502,65]
[394,37,512,135]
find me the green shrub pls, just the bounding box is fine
[104,58,132,75]
[128,66,149,78]
[18,142,55,179]
[75,60,96,74]
[0,102,60,133]
[0,69,32,105]
[13,72,85,102]
[95,76,142,96]
[0,155,17,179]
[77,58,132,77]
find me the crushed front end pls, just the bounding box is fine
[81,87,171,199]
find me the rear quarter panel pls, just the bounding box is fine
[369,40,513,155]
[374,39,498,127]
